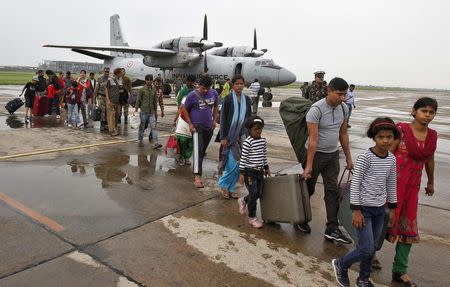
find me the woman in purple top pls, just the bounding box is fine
[182,75,219,188]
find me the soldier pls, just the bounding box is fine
[105,68,124,136]
[304,71,327,103]
[94,67,110,131]
[119,68,132,124]
[300,81,309,98]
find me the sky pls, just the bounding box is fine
[1,0,449,89]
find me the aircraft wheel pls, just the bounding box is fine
[262,101,272,108]
[258,87,265,96]
[262,92,273,101]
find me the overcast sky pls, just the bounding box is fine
[1,0,449,89]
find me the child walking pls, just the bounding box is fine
[237,116,271,228]
[386,97,438,287]
[332,117,399,287]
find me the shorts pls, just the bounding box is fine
[25,95,34,108]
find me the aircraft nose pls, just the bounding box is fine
[278,68,296,86]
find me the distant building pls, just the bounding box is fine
[38,60,103,74]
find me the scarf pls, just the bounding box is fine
[397,122,437,161]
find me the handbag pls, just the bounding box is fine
[90,107,102,121]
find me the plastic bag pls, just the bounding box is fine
[165,134,179,158]
[129,115,140,129]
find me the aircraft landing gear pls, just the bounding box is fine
[262,88,273,108]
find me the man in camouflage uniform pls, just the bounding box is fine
[119,68,132,124]
[94,67,110,131]
[304,71,327,103]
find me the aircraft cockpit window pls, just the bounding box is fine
[173,38,180,49]
[255,61,261,66]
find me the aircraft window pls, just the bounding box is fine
[255,61,261,66]
[173,38,180,49]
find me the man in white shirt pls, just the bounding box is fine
[345,84,356,128]
[249,79,260,115]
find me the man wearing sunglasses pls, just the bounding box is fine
[304,71,327,103]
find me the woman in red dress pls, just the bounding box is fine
[387,97,438,287]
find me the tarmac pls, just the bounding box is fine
[0,86,449,287]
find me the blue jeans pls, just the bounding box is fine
[337,206,385,281]
[138,111,157,142]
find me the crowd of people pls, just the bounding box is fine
[18,68,438,287]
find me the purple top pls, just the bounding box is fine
[184,89,218,129]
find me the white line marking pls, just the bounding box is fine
[161,215,388,287]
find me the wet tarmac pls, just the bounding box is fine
[0,85,449,286]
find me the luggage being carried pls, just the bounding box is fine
[337,169,388,250]
[279,97,312,163]
[5,98,24,114]
[164,134,179,158]
[261,174,312,224]
[128,90,139,107]
[32,94,49,116]
[90,107,102,122]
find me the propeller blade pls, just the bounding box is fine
[203,14,208,40]
[187,42,202,48]
[261,48,268,53]
[254,29,257,49]
[214,42,223,47]
[204,51,208,73]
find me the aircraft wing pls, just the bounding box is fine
[43,44,177,57]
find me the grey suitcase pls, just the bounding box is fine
[261,174,312,224]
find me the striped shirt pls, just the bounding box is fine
[239,136,269,171]
[350,149,397,210]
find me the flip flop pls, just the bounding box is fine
[194,178,205,188]
[372,258,382,269]
[392,273,418,287]
[221,188,230,198]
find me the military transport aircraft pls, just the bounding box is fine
[44,14,296,99]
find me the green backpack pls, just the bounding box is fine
[280,97,346,163]
[279,97,312,163]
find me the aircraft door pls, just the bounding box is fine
[234,63,242,75]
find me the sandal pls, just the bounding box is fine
[372,258,382,270]
[221,188,230,199]
[194,177,205,188]
[392,272,418,287]
[229,192,240,199]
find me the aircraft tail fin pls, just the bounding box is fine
[110,14,129,56]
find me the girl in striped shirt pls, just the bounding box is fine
[237,116,271,228]
[333,117,399,287]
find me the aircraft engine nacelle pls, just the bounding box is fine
[143,52,200,69]
[211,46,267,58]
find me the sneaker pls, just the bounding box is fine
[297,223,311,233]
[238,197,247,215]
[355,278,374,287]
[153,143,163,150]
[324,227,353,244]
[56,115,61,119]
[332,259,350,287]
[248,217,263,228]
[68,124,73,128]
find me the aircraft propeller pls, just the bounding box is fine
[244,29,268,57]
[187,14,222,73]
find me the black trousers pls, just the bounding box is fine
[302,150,340,229]
[243,169,264,218]
[192,126,213,176]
